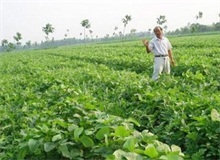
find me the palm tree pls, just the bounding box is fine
[119,31,123,38]
[113,26,118,38]
[164,25,168,30]
[1,39,8,47]
[148,29,152,37]
[196,11,203,20]
[81,19,91,45]
[190,24,197,33]
[64,29,69,39]
[26,41,31,47]
[157,15,167,31]
[42,23,55,41]
[7,42,16,52]
[64,34,67,39]
[89,30,93,40]
[80,33,83,40]
[157,15,167,25]
[130,29,136,36]
[192,11,203,33]
[122,15,132,39]
[13,32,22,45]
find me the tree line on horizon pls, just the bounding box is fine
[1,12,220,52]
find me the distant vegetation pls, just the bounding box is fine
[0,12,220,53]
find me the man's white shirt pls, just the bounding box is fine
[149,36,172,56]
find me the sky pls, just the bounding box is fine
[0,0,219,44]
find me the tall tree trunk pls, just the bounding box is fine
[84,28,86,47]
[123,25,126,41]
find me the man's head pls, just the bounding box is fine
[153,26,163,39]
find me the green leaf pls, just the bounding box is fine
[124,152,143,160]
[68,124,77,132]
[123,138,135,151]
[28,139,38,152]
[44,142,56,152]
[156,141,171,154]
[127,118,141,127]
[160,152,184,160]
[58,145,71,159]
[133,149,145,154]
[69,148,83,158]
[52,134,62,142]
[80,135,94,147]
[17,148,27,160]
[115,126,130,138]
[141,130,157,143]
[113,149,126,159]
[54,118,67,128]
[41,124,49,133]
[85,129,94,135]
[113,149,143,160]
[171,145,184,157]
[104,134,109,146]
[95,127,110,140]
[171,145,181,152]
[106,155,115,160]
[211,109,220,122]
[84,103,95,110]
[187,132,198,141]
[144,144,159,158]
[74,127,84,140]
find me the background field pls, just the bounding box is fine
[0,34,220,159]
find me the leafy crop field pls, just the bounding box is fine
[0,34,220,160]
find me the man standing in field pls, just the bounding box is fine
[143,26,175,80]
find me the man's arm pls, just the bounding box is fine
[168,49,175,66]
[142,39,151,53]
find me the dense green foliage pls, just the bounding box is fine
[169,22,220,35]
[0,35,219,159]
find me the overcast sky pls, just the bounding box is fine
[0,0,219,43]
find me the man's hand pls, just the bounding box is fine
[171,60,175,66]
[168,49,175,66]
[142,39,151,53]
[142,39,149,46]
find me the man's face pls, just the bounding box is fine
[154,27,162,38]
